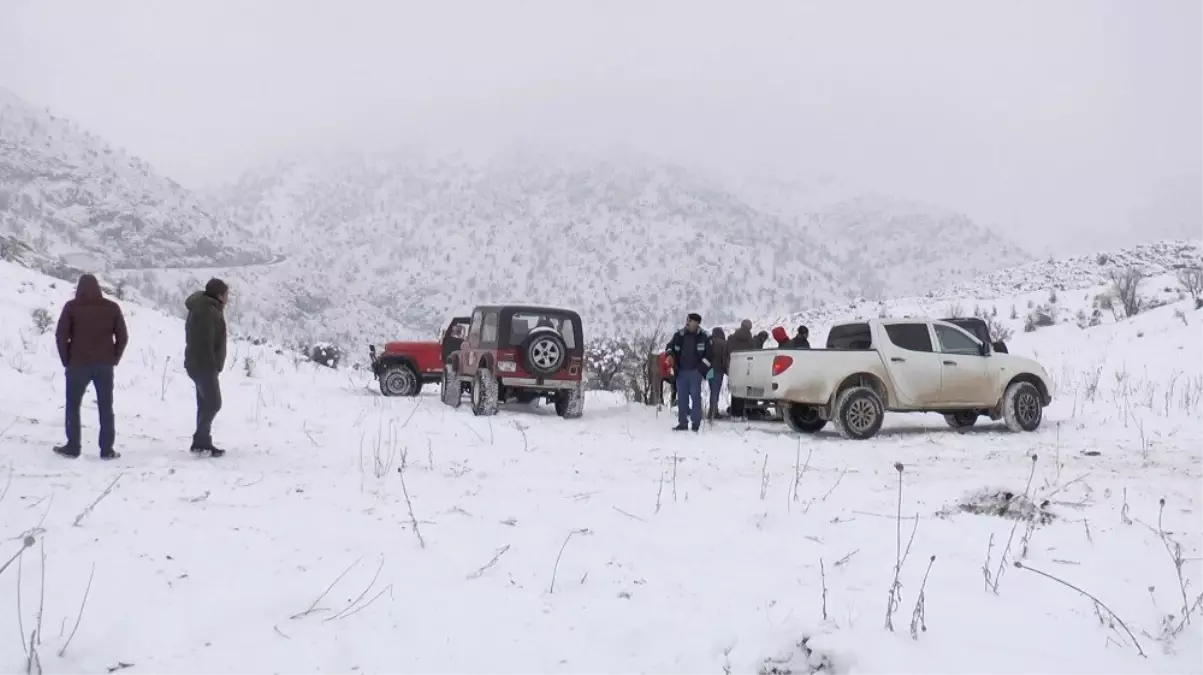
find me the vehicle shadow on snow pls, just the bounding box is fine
[732,419,1013,440]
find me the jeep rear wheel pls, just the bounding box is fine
[441,362,462,408]
[380,365,420,397]
[471,368,500,417]
[555,383,585,419]
[523,332,568,377]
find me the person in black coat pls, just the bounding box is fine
[789,325,811,349]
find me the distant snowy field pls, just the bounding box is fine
[1,259,1200,674]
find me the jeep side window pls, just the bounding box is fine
[481,311,499,345]
[934,324,981,356]
[468,311,483,346]
[884,323,933,352]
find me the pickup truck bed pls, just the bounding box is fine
[728,348,884,405]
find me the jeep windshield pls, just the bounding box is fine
[509,312,578,349]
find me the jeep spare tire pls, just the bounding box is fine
[522,330,568,377]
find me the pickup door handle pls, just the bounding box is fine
[890,357,906,363]
[943,360,957,366]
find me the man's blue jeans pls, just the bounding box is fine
[709,371,725,418]
[64,365,115,453]
[676,369,704,427]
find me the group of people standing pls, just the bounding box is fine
[659,314,810,430]
[50,274,232,459]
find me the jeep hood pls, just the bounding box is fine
[382,340,440,352]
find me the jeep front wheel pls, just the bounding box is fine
[471,369,500,417]
[380,365,420,397]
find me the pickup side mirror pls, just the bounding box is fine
[979,341,990,357]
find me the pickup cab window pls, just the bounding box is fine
[827,323,872,350]
[934,324,981,356]
[884,323,933,352]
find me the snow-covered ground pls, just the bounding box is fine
[1,259,1201,674]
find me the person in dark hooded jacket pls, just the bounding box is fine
[789,325,811,349]
[753,331,769,349]
[53,274,128,460]
[707,327,730,420]
[725,320,755,418]
[185,278,229,456]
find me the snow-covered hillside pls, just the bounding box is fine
[1,258,1199,673]
[191,149,1034,345]
[0,88,269,271]
[750,239,1202,340]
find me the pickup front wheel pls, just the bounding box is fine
[784,404,827,434]
[834,387,884,440]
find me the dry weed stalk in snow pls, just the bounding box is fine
[819,558,828,622]
[466,544,512,580]
[759,455,770,501]
[1014,560,1146,658]
[1155,498,1198,637]
[788,442,813,512]
[549,528,591,594]
[396,464,426,549]
[884,462,920,632]
[72,472,124,528]
[57,562,96,658]
[909,555,936,640]
[990,454,1039,594]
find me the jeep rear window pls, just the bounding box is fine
[510,313,577,349]
[827,323,872,350]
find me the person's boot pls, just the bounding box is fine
[100,449,121,460]
[53,444,80,458]
[672,424,688,431]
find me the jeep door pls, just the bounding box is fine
[459,310,485,378]
[933,322,996,407]
[876,321,943,408]
[442,319,469,364]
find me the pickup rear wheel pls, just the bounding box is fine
[380,365,420,397]
[784,404,827,434]
[834,386,884,440]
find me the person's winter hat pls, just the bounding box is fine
[687,312,702,323]
[205,277,229,299]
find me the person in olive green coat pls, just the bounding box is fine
[184,278,229,456]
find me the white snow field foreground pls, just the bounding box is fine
[1,259,1201,674]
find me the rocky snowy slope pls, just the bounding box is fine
[0,88,269,271]
[0,255,1199,674]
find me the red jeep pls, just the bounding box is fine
[369,317,470,396]
[441,305,585,418]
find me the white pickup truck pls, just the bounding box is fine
[726,318,1051,440]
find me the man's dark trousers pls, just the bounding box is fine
[187,368,222,447]
[64,365,115,453]
[677,369,704,428]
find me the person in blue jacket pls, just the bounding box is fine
[665,312,712,432]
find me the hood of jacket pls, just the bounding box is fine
[730,326,752,342]
[75,274,102,301]
[185,290,222,313]
[712,327,726,340]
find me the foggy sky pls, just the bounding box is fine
[2,0,1199,256]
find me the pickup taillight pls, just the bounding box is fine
[772,355,794,376]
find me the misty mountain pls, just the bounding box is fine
[0,87,1035,350]
[0,88,270,271]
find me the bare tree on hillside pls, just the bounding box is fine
[1108,267,1146,318]
[1177,267,1203,309]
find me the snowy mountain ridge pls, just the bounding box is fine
[0,87,270,271]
